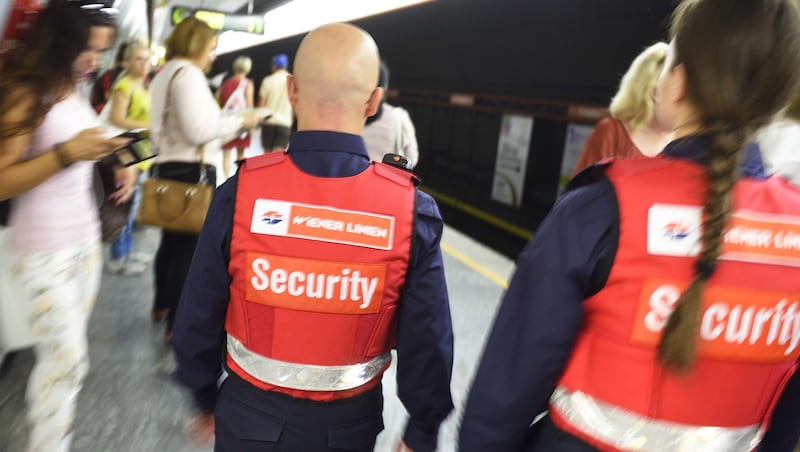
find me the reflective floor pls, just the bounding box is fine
[0,221,514,452]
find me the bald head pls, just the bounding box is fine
[288,23,382,133]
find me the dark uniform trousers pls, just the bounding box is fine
[525,415,598,452]
[215,372,384,452]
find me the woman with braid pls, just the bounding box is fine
[459,0,800,451]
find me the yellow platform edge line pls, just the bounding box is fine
[440,241,509,289]
[421,186,533,241]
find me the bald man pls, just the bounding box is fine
[172,23,454,452]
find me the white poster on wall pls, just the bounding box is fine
[0,2,12,40]
[491,114,534,208]
[559,123,595,192]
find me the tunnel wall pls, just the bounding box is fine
[212,0,675,256]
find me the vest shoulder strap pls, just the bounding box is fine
[245,151,286,170]
[373,161,419,187]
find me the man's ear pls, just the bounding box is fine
[286,74,298,107]
[365,87,383,117]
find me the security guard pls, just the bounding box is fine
[172,23,454,452]
[459,0,800,451]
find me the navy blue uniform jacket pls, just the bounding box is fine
[172,131,454,452]
[459,135,798,452]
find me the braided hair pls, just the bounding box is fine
[658,0,800,372]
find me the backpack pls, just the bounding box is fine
[91,66,123,113]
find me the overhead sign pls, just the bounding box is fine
[171,6,265,34]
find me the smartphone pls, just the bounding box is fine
[113,129,156,167]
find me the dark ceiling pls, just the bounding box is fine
[214,0,677,104]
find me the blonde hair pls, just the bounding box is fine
[609,42,669,131]
[232,56,252,75]
[164,17,216,61]
[123,40,149,61]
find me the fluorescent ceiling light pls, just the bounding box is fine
[215,0,434,54]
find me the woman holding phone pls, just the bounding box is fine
[0,1,127,450]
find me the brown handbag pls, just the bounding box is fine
[136,65,213,234]
[136,173,212,233]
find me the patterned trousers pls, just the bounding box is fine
[11,240,102,452]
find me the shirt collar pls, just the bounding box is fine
[660,133,766,180]
[287,130,370,159]
[661,134,712,165]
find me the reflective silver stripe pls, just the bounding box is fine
[550,387,761,451]
[227,334,391,391]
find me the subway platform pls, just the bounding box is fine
[0,219,514,452]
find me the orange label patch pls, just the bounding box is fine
[722,211,800,267]
[244,252,385,314]
[249,199,394,250]
[632,279,800,362]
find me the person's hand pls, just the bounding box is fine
[395,439,415,452]
[108,166,138,205]
[184,412,215,445]
[59,127,129,163]
[240,112,259,130]
[258,108,273,124]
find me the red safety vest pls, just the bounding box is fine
[225,152,415,401]
[551,157,800,451]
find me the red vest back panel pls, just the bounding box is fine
[225,152,415,400]
[555,158,800,434]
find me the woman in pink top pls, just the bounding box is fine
[0,1,127,450]
[572,42,673,175]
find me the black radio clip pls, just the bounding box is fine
[381,153,412,171]
[381,153,421,186]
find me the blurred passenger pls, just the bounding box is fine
[572,42,671,175]
[215,55,254,179]
[460,0,800,451]
[172,22,454,452]
[106,40,152,275]
[0,1,128,450]
[573,41,767,179]
[759,85,800,185]
[149,17,260,340]
[90,40,128,113]
[363,61,419,168]
[258,53,293,151]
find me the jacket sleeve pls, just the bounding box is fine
[396,191,454,452]
[170,67,244,146]
[458,180,618,452]
[171,178,237,412]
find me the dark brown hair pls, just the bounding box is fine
[658,0,800,372]
[783,85,800,122]
[0,0,116,139]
